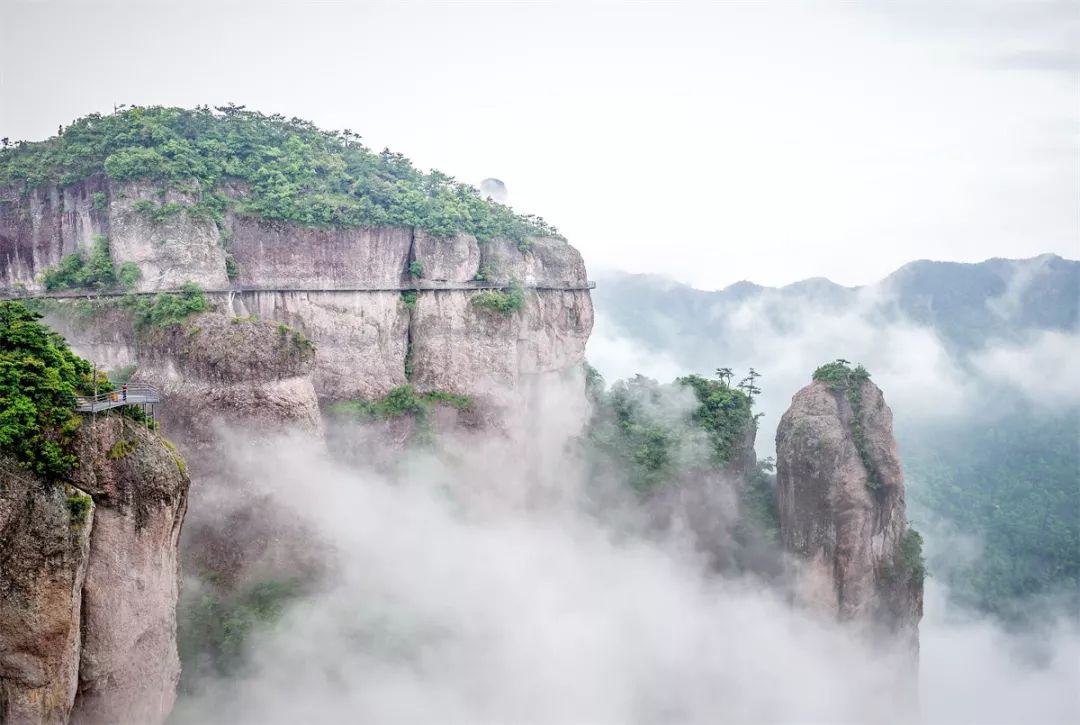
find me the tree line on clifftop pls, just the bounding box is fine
[0,105,561,247]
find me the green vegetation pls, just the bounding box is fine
[409,260,424,278]
[678,373,755,464]
[289,329,315,357]
[327,385,472,423]
[400,290,417,309]
[403,341,415,380]
[473,263,496,282]
[588,369,756,494]
[117,261,142,289]
[66,491,92,526]
[42,234,117,291]
[471,280,525,315]
[91,191,108,210]
[0,105,561,246]
[131,198,186,223]
[224,254,239,281]
[106,439,135,460]
[742,457,781,543]
[0,302,105,479]
[128,282,208,330]
[177,576,303,687]
[904,407,1078,620]
[900,527,926,582]
[161,437,187,476]
[812,359,881,492]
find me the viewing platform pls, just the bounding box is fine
[75,386,161,414]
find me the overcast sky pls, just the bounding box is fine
[2,0,1077,288]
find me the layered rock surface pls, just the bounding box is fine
[2,179,593,404]
[0,417,189,725]
[775,378,923,647]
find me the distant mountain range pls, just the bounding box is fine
[587,253,1079,620]
[593,253,1077,358]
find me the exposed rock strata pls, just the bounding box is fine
[2,179,593,404]
[133,312,321,446]
[0,416,188,725]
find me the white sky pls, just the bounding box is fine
[2,0,1077,288]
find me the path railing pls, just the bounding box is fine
[1,280,596,300]
[75,385,161,413]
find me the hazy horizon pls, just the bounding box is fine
[3,0,1077,289]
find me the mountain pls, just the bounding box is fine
[588,255,1079,620]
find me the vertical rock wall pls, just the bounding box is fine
[0,419,189,725]
[0,464,92,725]
[67,419,189,725]
[2,178,594,405]
[775,378,923,648]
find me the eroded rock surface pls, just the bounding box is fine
[0,416,188,725]
[0,463,92,725]
[65,418,189,725]
[3,178,593,405]
[775,378,923,648]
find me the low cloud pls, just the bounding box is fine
[969,330,1080,409]
[171,374,1080,724]
[589,277,1078,456]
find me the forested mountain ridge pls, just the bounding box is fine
[595,253,1077,355]
[589,254,1079,621]
[0,105,560,245]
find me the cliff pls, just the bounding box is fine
[775,368,923,650]
[0,419,189,725]
[2,177,592,405]
[0,463,91,725]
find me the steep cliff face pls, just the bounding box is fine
[133,312,321,448]
[66,418,189,725]
[3,178,592,404]
[0,463,92,725]
[775,377,923,647]
[0,418,188,725]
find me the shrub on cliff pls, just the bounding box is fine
[812,359,881,491]
[128,282,209,330]
[471,281,526,315]
[0,301,107,478]
[42,235,116,291]
[327,385,472,422]
[0,105,563,247]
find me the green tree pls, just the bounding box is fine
[0,106,564,245]
[0,302,105,478]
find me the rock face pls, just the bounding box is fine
[2,179,593,404]
[775,378,923,648]
[67,418,189,725]
[0,463,92,725]
[133,312,322,448]
[0,418,189,725]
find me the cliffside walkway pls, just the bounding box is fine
[1,280,596,300]
[75,385,160,414]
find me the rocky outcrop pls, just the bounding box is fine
[3,178,593,404]
[775,377,923,648]
[133,312,321,447]
[66,418,189,725]
[0,417,189,725]
[0,463,92,725]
